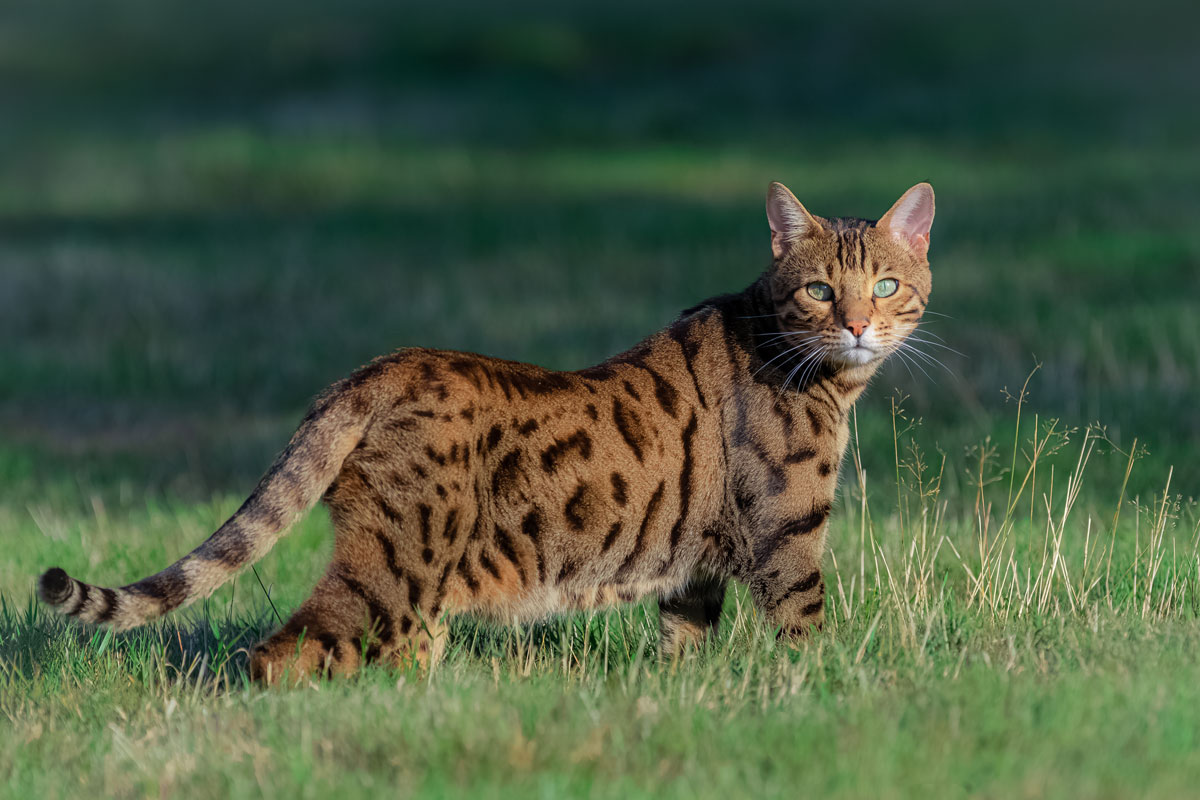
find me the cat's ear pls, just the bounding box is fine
[877,183,935,260]
[766,182,822,258]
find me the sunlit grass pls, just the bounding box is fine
[3,379,1198,797]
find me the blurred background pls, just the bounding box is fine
[1,0,1197,532]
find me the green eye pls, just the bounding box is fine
[873,278,899,298]
[806,282,833,301]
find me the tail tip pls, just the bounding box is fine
[39,567,72,605]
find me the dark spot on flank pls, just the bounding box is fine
[517,419,539,436]
[623,380,641,401]
[479,551,502,580]
[435,484,447,498]
[541,429,593,473]
[516,508,547,582]
[491,449,523,498]
[645,367,679,417]
[422,547,434,564]
[443,508,460,541]
[818,461,832,477]
[557,559,579,584]
[412,409,436,418]
[456,557,480,593]
[800,599,825,617]
[521,508,542,541]
[408,577,422,607]
[612,397,645,462]
[601,521,622,552]
[375,532,405,580]
[460,406,476,422]
[487,424,503,449]
[564,483,589,531]
[425,445,446,466]
[411,462,428,479]
[585,403,599,421]
[379,498,404,527]
[668,411,699,553]
[668,322,707,409]
[436,563,453,598]
[611,472,628,506]
[399,617,414,635]
[492,526,527,584]
[417,504,432,544]
[614,481,664,580]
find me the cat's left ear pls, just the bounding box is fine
[766,182,823,259]
[877,183,935,260]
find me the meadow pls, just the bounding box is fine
[1,1,1199,797]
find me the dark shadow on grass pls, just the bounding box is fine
[0,593,278,688]
[0,592,667,690]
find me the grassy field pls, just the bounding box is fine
[2,1,1199,797]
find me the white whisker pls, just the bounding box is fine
[752,338,822,380]
[892,345,936,382]
[901,335,967,359]
[781,345,825,392]
[895,341,953,375]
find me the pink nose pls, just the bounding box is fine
[846,319,869,338]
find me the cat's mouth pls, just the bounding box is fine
[833,344,878,367]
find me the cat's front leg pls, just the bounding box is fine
[744,508,829,638]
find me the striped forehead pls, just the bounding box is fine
[825,219,876,277]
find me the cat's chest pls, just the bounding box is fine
[723,379,853,502]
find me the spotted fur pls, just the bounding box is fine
[37,182,935,683]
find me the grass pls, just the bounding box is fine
[2,0,1199,797]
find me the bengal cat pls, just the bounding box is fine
[38,181,935,683]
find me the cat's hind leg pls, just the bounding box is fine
[657,572,727,658]
[248,509,462,684]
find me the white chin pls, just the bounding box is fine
[836,347,877,366]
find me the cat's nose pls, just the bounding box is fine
[845,319,870,338]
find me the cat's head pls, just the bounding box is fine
[763,182,934,375]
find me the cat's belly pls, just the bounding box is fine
[462,574,688,623]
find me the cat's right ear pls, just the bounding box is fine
[766,182,822,259]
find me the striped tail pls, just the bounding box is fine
[37,381,377,631]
